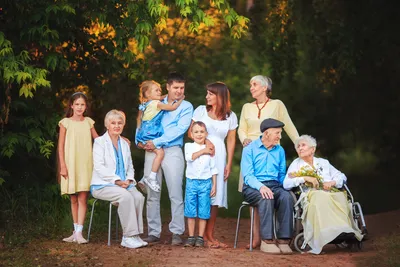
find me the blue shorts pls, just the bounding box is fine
[184,178,212,219]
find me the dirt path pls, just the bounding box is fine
[2,210,399,267]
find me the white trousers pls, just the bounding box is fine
[92,186,144,237]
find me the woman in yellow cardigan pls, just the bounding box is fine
[237,75,299,249]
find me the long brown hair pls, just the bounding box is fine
[206,82,232,120]
[65,92,89,118]
[139,80,161,104]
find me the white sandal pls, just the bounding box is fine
[62,232,76,243]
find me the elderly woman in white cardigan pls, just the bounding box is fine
[90,110,146,249]
[283,135,363,254]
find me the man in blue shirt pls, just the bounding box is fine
[241,118,294,254]
[138,72,193,246]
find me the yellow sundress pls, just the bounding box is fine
[59,117,94,195]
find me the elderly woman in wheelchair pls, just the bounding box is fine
[283,135,366,254]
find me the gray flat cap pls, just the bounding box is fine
[260,118,285,133]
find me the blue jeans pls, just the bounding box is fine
[242,180,294,240]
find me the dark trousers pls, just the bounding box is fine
[242,180,294,240]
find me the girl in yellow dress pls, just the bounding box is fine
[58,92,99,244]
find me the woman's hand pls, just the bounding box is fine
[115,180,130,188]
[205,139,215,156]
[242,138,252,147]
[224,165,231,181]
[323,181,336,190]
[304,176,319,188]
[60,166,69,179]
[202,146,214,155]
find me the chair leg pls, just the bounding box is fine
[249,206,255,252]
[87,199,98,241]
[234,204,245,249]
[115,209,119,241]
[273,211,277,240]
[108,202,112,246]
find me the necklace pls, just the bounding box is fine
[255,98,269,119]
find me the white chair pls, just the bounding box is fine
[87,199,119,246]
[234,201,256,251]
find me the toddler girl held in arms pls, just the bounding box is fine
[136,80,184,192]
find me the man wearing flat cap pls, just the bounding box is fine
[241,118,294,254]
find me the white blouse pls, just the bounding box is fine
[283,157,347,190]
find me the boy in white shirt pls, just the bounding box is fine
[184,121,218,247]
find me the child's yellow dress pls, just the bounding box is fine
[59,117,95,195]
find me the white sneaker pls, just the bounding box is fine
[121,236,144,249]
[136,236,148,247]
[142,177,161,192]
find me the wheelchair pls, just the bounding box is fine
[292,183,368,253]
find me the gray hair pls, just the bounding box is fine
[104,109,126,127]
[250,75,272,96]
[294,135,317,149]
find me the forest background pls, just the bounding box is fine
[0,0,398,248]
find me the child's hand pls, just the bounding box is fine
[180,95,185,100]
[210,185,216,197]
[60,166,69,179]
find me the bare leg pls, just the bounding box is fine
[142,149,163,192]
[151,148,164,173]
[198,219,207,237]
[204,206,218,242]
[74,191,89,243]
[187,218,195,237]
[70,194,78,224]
[77,191,89,225]
[63,194,79,242]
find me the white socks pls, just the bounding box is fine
[149,172,157,181]
[74,223,83,233]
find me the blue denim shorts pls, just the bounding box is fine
[184,178,212,219]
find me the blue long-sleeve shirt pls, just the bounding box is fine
[152,98,193,149]
[241,138,286,190]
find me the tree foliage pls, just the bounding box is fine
[0,0,249,186]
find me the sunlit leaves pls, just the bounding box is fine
[0,32,50,99]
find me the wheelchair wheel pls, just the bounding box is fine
[294,233,310,253]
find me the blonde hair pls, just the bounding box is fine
[139,80,161,104]
[104,109,126,128]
